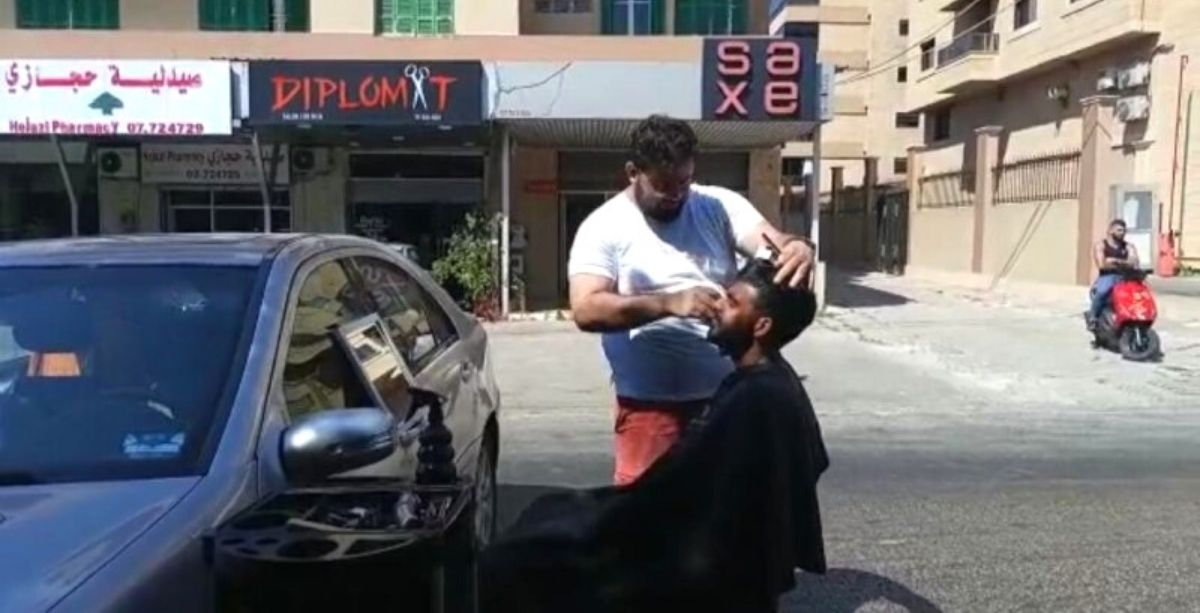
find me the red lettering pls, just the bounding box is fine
[716,80,749,116]
[358,76,381,108]
[766,41,801,76]
[316,78,338,110]
[428,75,457,112]
[764,81,799,116]
[380,77,409,109]
[271,76,302,112]
[716,41,752,76]
[339,79,360,110]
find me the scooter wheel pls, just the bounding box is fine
[1119,327,1160,362]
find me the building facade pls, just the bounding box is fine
[0,0,825,313]
[903,0,1200,283]
[771,0,924,266]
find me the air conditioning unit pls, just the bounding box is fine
[97,148,139,179]
[1097,68,1119,93]
[1117,61,1152,90]
[290,147,333,176]
[1116,95,1151,122]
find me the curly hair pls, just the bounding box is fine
[629,114,698,171]
[737,260,818,349]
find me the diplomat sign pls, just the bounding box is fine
[248,61,483,126]
[1,59,233,135]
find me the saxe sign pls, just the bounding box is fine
[702,37,819,122]
[1,59,233,135]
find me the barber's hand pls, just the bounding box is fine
[773,239,816,289]
[663,288,722,322]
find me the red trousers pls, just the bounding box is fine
[613,396,706,486]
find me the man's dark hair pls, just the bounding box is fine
[737,260,818,350]
[629,115,698,171]
[1110,219,1127,229]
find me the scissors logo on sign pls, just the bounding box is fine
[404,64,431,111]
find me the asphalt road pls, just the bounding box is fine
[487,274,1200,612]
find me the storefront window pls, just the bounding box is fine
[378,0,454,36]
[165,189,290,233]
[16,0,119,29]
[0,164,98,240]
[198,0,309,31]
[674,0,746,35]
[601,0,663,35]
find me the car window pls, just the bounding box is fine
[349,257,458,370]
[0,265,259,484]
[281,260,376,421]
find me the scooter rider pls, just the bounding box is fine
[1086,219,1140,330]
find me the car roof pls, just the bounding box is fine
[0,234,369,267]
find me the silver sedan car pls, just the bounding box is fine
[0,234,501,612]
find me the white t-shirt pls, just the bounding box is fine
[568,184,766,402]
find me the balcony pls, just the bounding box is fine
[936,33,1000,68]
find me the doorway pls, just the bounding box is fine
[164,189,290,233]
[558,191,616,301]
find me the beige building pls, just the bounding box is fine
[903,0,1200,283]
[0,0,824,313]
[771,0,924,267]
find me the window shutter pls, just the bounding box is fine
[285,0,309,31]
[650,0,664,34]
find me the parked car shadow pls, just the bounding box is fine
[826,267,912,309]
[781,568,942,612]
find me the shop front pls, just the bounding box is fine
[487,41,822,313]
[1,58,235,238]
[245,59,486,268]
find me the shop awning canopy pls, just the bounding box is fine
[502,119,818,150]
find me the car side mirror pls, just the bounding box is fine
[280,409,397,485]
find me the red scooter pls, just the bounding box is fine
[1089,269,1161,361]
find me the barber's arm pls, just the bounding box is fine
[569,275,720,333]
[717,187,816,288]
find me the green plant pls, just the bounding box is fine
[432,212,500,319]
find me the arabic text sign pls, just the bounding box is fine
[141,144,289,185]
[1,60,233,136]
[248,61,483,126]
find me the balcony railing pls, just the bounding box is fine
[936,32,1000,68]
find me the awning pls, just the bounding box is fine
[502,119,816,150]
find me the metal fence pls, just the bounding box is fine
[994,150,1081,204]
[918,169,976,209]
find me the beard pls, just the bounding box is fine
[708,325,753,360]
[635,184,687,222]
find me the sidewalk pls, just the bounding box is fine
[855,266,1200,327]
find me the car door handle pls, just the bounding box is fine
[460,361,474,381]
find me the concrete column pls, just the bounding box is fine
[1077,96,1119,285]
[973,126,1003,273]
[863,157,879,264]
[905,145,926,270]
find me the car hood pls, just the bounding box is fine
[0,477,199,612]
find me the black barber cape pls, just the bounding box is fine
[481,358,829,613]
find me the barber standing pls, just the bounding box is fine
[568,115,815,485]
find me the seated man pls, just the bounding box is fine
[481,260,828,613]
[1086,219,1139,329]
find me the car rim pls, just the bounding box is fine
[475,447,495,546]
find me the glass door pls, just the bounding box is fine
[165,189,290,233]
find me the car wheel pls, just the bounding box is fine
[474,434,498,548]
[443,434,497,613]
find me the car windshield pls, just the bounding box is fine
[0,265,259,485]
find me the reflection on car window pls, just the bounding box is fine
[0,265,257,484]
[282,260,375,421]
[350,258,457,369]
